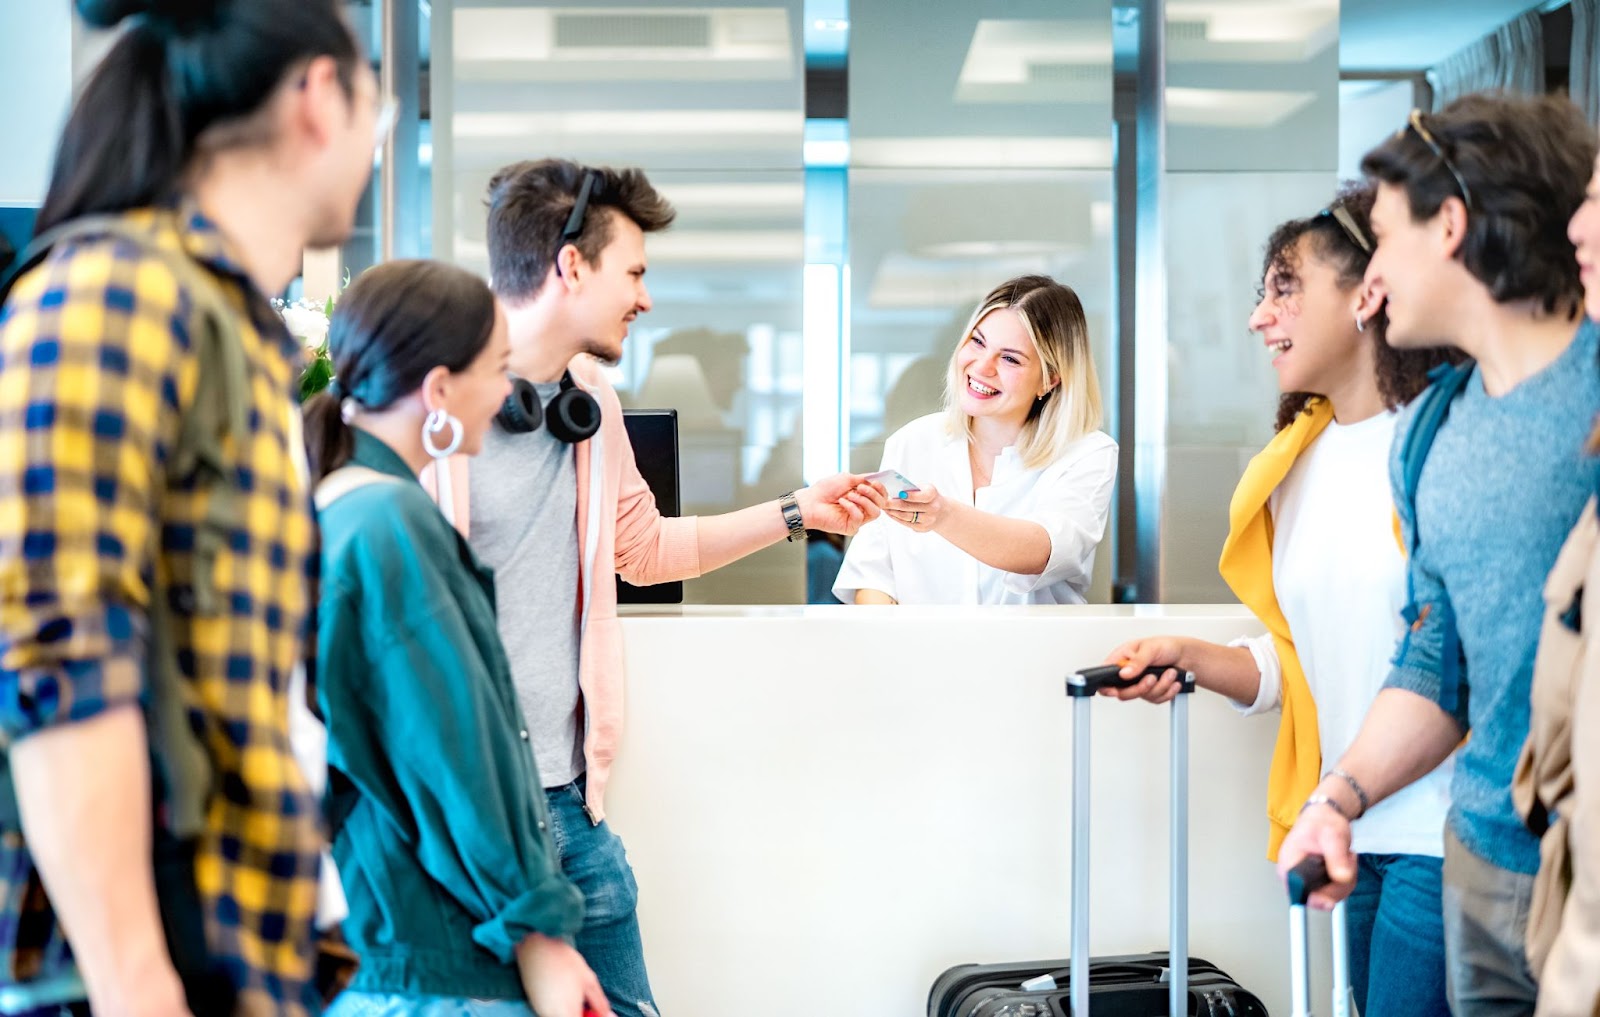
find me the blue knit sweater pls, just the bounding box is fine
[1386,319,1600,874]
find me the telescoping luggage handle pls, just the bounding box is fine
[1063,664,1196,1017]
[1285,855,1352,1017]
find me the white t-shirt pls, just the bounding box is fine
[1232,410,1452,857]
[833,413,1118,605]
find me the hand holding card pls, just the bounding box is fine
[864,469,920,494]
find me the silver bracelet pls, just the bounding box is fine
[1327,767,1370,819]
[1299,793,1349,821]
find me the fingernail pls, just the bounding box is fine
[897,491,907,499]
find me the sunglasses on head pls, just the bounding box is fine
[1317,204,1372,255]
[1398,108,1475,210]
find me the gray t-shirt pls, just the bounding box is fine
[468,381,585,787]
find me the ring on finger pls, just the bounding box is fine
[912,511,920,523]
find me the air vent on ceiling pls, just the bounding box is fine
[1028,62,1113,84]
[1166,19,1208,42]
[554,12,713,49]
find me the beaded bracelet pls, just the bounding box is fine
[1326,767,1370,819]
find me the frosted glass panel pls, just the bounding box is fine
[436,1,808,603]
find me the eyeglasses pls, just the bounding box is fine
[1401,108,1474,210]
[1318,204,1372,255]
[562,169,602,244]
[373,95,399,151]
[297,69,399,153]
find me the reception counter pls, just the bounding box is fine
[605,606,1335,1016]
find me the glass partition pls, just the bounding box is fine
[846,0,1117,601]
[416,0,1346,605]
[435,0,809,603]
[1161,0,1340,602]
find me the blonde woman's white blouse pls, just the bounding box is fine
[833,413,1118,605]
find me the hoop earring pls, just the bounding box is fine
[423,409,463,459]
[1354,312,1366,334]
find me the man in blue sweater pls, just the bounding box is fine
[1276,94,1600,1016]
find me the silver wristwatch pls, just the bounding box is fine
[779,490,807,542]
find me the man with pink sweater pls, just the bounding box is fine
[443,158,884,1017]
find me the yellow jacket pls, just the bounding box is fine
[1217,399,1334,860]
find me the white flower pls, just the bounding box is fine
[279,303,330,349]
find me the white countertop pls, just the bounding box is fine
[605,604,1328,1017]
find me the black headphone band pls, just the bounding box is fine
[495,370,601,443]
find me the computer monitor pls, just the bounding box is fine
[617,409,684,605]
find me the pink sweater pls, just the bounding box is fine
[443,355,702,820]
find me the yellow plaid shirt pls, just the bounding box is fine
[0,207,322,1013]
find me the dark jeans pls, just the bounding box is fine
[1343,852,1450,1017]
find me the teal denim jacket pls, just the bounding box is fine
[316,431,583,999]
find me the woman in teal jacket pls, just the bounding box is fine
[303,260,613,1017]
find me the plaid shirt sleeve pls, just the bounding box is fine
[0,235,188,741]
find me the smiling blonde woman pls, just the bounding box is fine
[833,275,1117,605]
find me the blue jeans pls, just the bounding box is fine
[547,776,660,1017]
[1342,852,1450,1017]
[325,993,531,1016]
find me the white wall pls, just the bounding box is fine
[1339,80,1414,183]
[608,606,1341,1017]
[0,2,74,206]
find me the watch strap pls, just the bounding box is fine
[779,490,806,542]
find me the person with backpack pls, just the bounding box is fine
[1274,95,1600,1017]
[0,1,379,1013]
[1511,147,1600,1017]
[1100,182,1459,1016]
[304,261,612,1017]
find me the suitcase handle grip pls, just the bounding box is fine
[1066,663,1196,698]
[1286,855,1332,906]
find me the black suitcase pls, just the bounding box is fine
[927,664,1268,1017]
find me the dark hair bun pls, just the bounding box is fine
[77,0,223,35]
[76,0,153,29]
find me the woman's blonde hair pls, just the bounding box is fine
[943,275,1103,469]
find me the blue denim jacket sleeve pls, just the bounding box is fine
[1384,415,1470,730]
[319,487,584,962]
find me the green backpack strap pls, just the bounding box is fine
[1,213,254,841]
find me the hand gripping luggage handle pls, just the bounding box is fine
[1065,663,1197,698]
[1286,855,1331,906]
[1064,664,1195,1017]
[1286,855,1351,1017]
